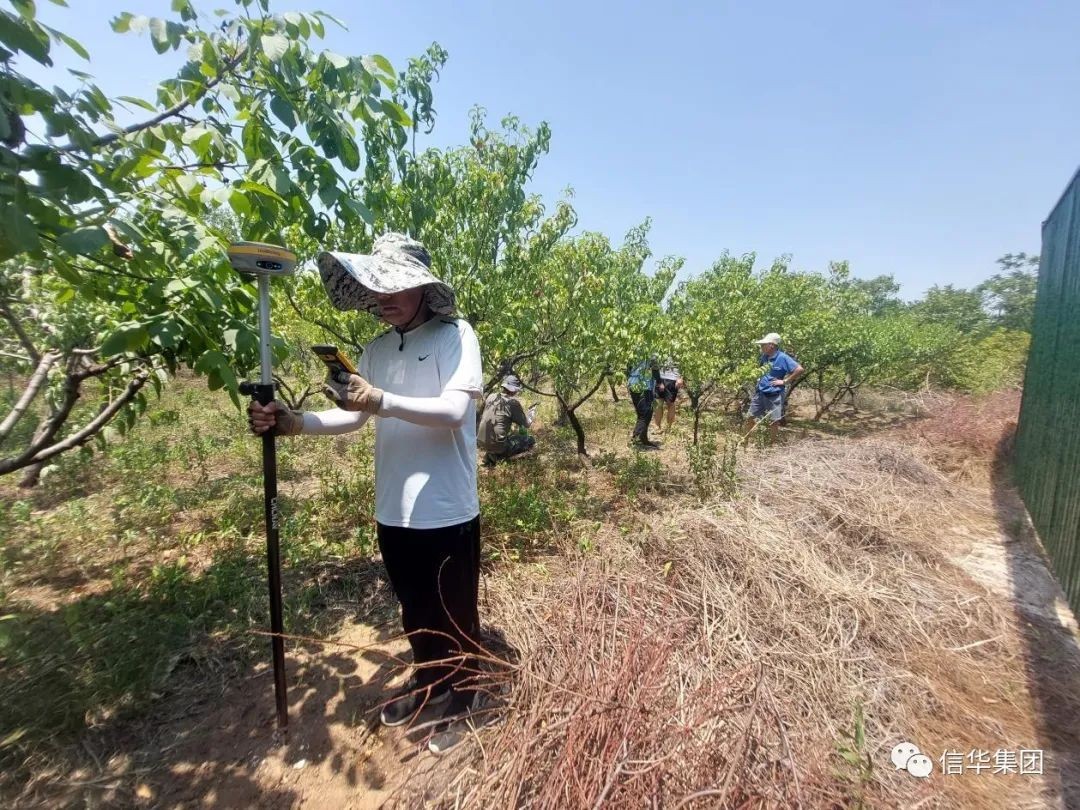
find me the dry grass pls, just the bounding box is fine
[434,438,1045,808]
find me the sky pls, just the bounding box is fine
[19,0,1080,297]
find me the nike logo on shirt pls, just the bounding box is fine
[418,354,431,361]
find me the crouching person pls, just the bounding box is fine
[477,375,537,466]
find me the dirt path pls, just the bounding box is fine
[116,620,454,809]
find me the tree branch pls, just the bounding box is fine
[283,288,365,355]
[0,350,60,447]
[0,368,151,475]
[571,371,610,412]
[58,51,247,154]
[0,299,41,365]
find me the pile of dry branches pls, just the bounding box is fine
[440,439,1029,808]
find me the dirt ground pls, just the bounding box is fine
[7,397,1080,809]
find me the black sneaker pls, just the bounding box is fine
[379,680,451,727]
[428,692,500,755]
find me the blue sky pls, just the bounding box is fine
[20,0,1080,297]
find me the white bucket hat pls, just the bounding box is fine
[754,332,782,345]
[317,233,456,317]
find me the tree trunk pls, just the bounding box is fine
[608,376,620,403]
[554,398,569,427]
[18,419,51,488]
[565,406,587,455]
[693,407,701,445]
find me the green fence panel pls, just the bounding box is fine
[1016,168,1080,612]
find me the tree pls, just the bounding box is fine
[978,253,1039,332]
[0,0,420,481]
[846,274,902,316]
[665,253,760,443]
[909,284,989,336]
[333,108,578,390]
[523,224,678,455]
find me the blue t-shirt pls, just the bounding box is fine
[756,350,798,396]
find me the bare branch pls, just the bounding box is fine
[0,299,41,366]
[571,372,610,412]
[0,350,61,447]
[283,288,365,354]
[0,368,151,475]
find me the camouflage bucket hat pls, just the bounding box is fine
[317,233,456,317]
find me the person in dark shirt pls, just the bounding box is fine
[627,357,662,448]
[744,332,803,444]
[477,375,537,465]
[653,364,684,434]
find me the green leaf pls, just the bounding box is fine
[111,12,133,32]
[261,33,288,62]
[322,51,349,69]
[100,322,149,357]
[0,9,52,64]
[0,204,40,255]
[228,189,250,217]
[269,95,296,130]
[379,100,411,127]
[58,226,109,255]
[11,1,35,22]
[52,30,88,59]
[342,197,374,225]
[171,0,196,21]
[371,53,394,76]
[117,94,157,112]
[148,17,169,54]
[338,129,360,171]
[55,286,75,305]
[238,180,286,204]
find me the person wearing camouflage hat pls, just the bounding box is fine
[248,233,490,754]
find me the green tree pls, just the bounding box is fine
[665,252,760,442]
[909,284,989,336]
[846,274,902,316]
[977,252,1039,332]
[0,0,419,481]
[332,108,578,390]
[524,224,678,454]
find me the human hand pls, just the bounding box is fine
[771,378,786,387]
[248,400,304,436]
[324,372,384,414]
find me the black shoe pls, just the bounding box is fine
[380,679,451,727]
[428,692,501,755]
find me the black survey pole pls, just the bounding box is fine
[229,241,295,730]
[240,271,288,729]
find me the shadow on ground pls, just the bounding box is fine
[992,432,1080,808]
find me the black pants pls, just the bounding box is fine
[377,516,481,696]
[630,389,655,443]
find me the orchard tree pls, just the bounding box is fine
[909,284,989,336]
[0,0,421,482]
[665,252,761,443]
[523,223,678,455]
[978,252,1039,332]
[329,108,578,390]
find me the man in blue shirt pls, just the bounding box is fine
[744,332,804,444]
